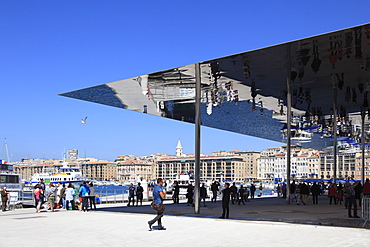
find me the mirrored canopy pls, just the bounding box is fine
[61,23,370,151]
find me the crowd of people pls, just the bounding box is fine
[32,179,99,213]
[274,179,370,218]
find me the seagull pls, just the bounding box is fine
[81,117,88,124]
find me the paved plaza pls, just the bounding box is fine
[1,196,369,247]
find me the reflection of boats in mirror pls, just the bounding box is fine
[165,174,194,197]
[282,129,312,143]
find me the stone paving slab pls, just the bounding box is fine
[1,195,369,247]
[96,195,368,229]
[1,206,369,247]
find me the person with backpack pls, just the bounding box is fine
[79,181,90,212]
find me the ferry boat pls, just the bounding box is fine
[30,163,83,186]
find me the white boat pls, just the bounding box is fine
[30,162,83,185]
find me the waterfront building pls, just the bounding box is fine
[81,161,117,181]
[117,159,152,182]
[318,152,356,179]
[234,150,260,180]
[257,145,320,181]
[355,154,370,180]
[156,154,251,182]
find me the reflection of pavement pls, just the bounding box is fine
[1,196,369,246]
[96,195,367,228]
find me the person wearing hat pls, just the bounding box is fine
[1,187,10,211]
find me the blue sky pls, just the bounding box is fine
[1,0,370,162]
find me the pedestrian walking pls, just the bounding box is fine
[148,178,166,231]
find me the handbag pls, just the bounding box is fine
[151,202,165,212]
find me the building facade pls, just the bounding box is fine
[80,161,117,181]
[117,160,152,182]
[156,154,255,182]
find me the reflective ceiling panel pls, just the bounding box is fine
[61,23,370,150]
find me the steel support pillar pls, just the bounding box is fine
[333,87,338,185]
[194,63,201,214]
[286,45,292,204]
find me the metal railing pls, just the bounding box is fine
[361,195,370,228]
[95,188,127,204]
[95,188,151,204]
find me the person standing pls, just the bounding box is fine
[258,183,263,197]
[328,184,337,205]
[363,178,370,196]
[79,181,90,212]
[290,181,296,202]
[310,182,321,204]
[238,185,246,205]
[60,184,66,209]
[148,178,166,231]
[211,181,219,202]
[230,182,237,204]
[1,187,9,211]
[40,179,46,205]
[89,182,96,210]
[219,183,232,219]
[337,182,344,205]
[250,184,256,199]
[186,184,194,206]
[354,181,363,208]
[127,183,136,207]
[46,183,58,212]
[34,184,43,213]
[345,181,359,218]
[172,181,180,204]
[136,182,144,206]
[65,184,75,210]
[56,182,63,209]
[282,183,287,199]
[300,182,309,205]
[276,184,282,198]
[200,183,207,207]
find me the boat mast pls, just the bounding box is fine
[4,138,10,162]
